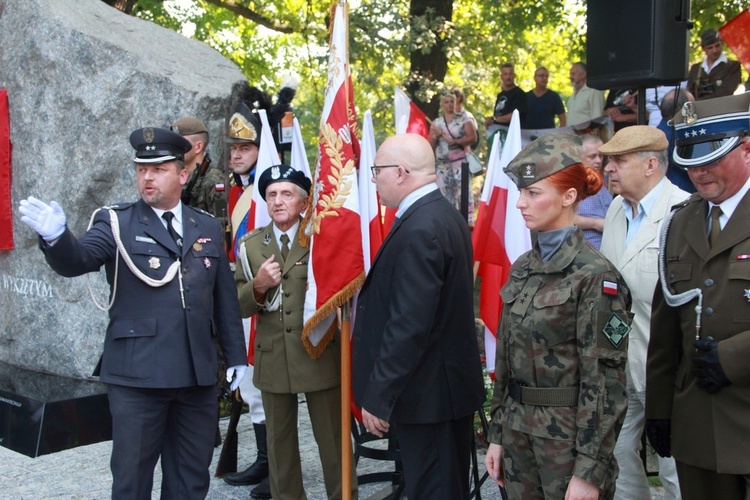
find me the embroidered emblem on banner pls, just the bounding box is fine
[602,313,630,348]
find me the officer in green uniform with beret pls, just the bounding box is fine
[647,92,750,499]
[234,164,358,500]
[485,134,632,499]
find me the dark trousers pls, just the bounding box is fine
[107,384,217,500]
[676,460,750,500]
[394,414,474,500]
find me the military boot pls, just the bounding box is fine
[222,423,269,486]
[250,476,272,499]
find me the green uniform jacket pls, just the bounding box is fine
[647,191,750,474]
[687,59,742,101]
[183,165,226,215]
[490,228,632,490]
[235,222,340,394]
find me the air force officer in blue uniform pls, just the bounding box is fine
[19,128,247,499]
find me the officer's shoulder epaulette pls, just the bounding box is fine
[183,204,215,219]
[670,192,702,213]
[101,202,135,211]
[240,227,266,243]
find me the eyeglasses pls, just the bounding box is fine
[370,164,409,177]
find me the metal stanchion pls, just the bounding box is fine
[461,161,469,223]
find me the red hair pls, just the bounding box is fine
[545,163,603,202]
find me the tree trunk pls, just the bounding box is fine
[407,0,452,119]
[100,0,140,14]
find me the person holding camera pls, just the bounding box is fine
[687,28,742,101]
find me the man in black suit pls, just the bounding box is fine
[352,133,485,499]
[18,127,247,499]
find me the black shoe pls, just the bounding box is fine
[250,477,271,499]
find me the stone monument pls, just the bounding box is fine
[0,0,247,379]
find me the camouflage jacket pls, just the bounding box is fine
[182,164,226,216]
[489,228,632,489]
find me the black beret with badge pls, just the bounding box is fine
[670,92,750,168]
[258,164,312,201]
[129,127,193,164]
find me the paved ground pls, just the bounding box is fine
[0,396,665,499]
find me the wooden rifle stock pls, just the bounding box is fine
[215,386,243,477]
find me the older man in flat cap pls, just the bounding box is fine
[687,28,742,101]
[235,165,358,499]
[599,125,687,500]
[646,93,750,499]
[18,127,247,499]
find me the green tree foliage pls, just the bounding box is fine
[112,0,743,150]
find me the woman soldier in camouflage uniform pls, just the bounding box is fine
[485,134,633,499]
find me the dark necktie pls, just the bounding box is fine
[162,211,182,247]
[280,233,290,261]
[708,206,722,248]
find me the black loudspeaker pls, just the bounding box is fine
[587,0,691,90]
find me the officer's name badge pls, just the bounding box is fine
[197,237,211,244]
[602,280,618,296]
[136,236,157,244]
[148,257,161,269]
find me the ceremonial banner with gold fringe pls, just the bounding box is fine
[301,0,364,358]
[0,90,12,251]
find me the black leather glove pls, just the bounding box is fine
[645,419,672,457]
[693,336,731,394]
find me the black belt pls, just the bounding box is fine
[508,379,579,407]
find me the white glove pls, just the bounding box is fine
[226,365,248,392]
[18,196,67,241]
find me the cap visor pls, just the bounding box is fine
[134,155,178,164]
[674,136,740,168]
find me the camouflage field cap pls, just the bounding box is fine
[670,92,750,168]
[504,134,583,189]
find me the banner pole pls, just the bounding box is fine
[341,301,353,500]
